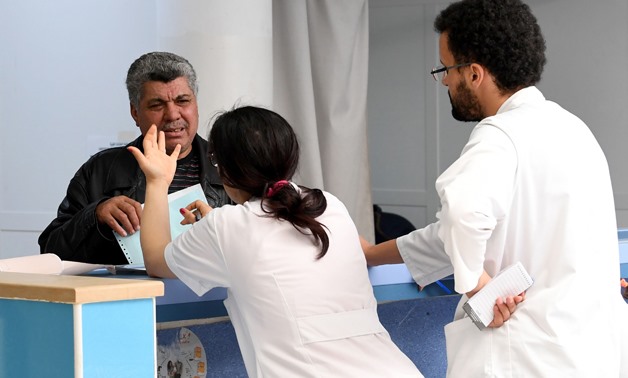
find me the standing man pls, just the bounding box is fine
[363,0,626,376]
[39,52,230,265]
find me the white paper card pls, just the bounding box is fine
[113,183,208,265]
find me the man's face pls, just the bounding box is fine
[439,33,483,122]
[130,77,198,158]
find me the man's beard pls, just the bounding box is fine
[449,80,483,122]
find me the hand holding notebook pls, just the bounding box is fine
[463,262,533,330]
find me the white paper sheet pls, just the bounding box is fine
[113,183,208,265]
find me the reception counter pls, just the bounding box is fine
[2,228,626,377]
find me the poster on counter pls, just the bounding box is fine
[158,327,207,378]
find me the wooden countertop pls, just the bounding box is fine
[0,272,164,304]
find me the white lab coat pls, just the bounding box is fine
[165,190,422,378]
[398,87,627,377]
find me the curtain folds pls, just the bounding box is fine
[273,0,374,239]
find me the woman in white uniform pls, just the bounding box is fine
[129,106,423,377]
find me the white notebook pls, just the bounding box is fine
[113,183,208,266]
[462,262,533,330]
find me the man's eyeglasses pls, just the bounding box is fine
[430,63,471,82]
[209,152,218,168]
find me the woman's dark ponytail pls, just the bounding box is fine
[263,181,329,258]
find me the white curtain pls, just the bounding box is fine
[272,0,374,239]
[157,0,374,239]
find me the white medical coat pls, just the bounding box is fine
[165,190,422,377]
[397,86,627,377]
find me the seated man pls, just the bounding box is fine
[39,52,230,265]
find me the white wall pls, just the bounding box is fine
[0,1,158,258]
[533,0,628,225]
[368,0,628,232]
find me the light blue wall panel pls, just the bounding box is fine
[0,299,74,378]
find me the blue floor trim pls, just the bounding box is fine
[157,301,227,323]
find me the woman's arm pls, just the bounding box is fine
[360,237,404,266]
[127,125,178,278]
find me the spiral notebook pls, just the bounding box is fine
[462,261,533,330]
[113,184,207,266]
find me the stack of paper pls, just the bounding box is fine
[0,254,105,275]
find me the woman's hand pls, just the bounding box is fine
[128,124,180,187]
[179,200,214,225]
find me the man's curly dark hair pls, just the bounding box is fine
[435,0,546,93]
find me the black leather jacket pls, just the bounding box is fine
[38,134,230,265]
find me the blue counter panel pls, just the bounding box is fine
[619,229,628,277]
[82,299,156,377]
[374,279,455,302]
[156,280,455,323]
[157,300,228,323]
[0,299,74,378]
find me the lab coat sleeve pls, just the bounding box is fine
[436,124,517,293]
[397,221,454,287]
[165,208,231,296]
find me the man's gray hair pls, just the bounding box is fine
[126,51,198,107]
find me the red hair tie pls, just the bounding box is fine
[267,180,290,198]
